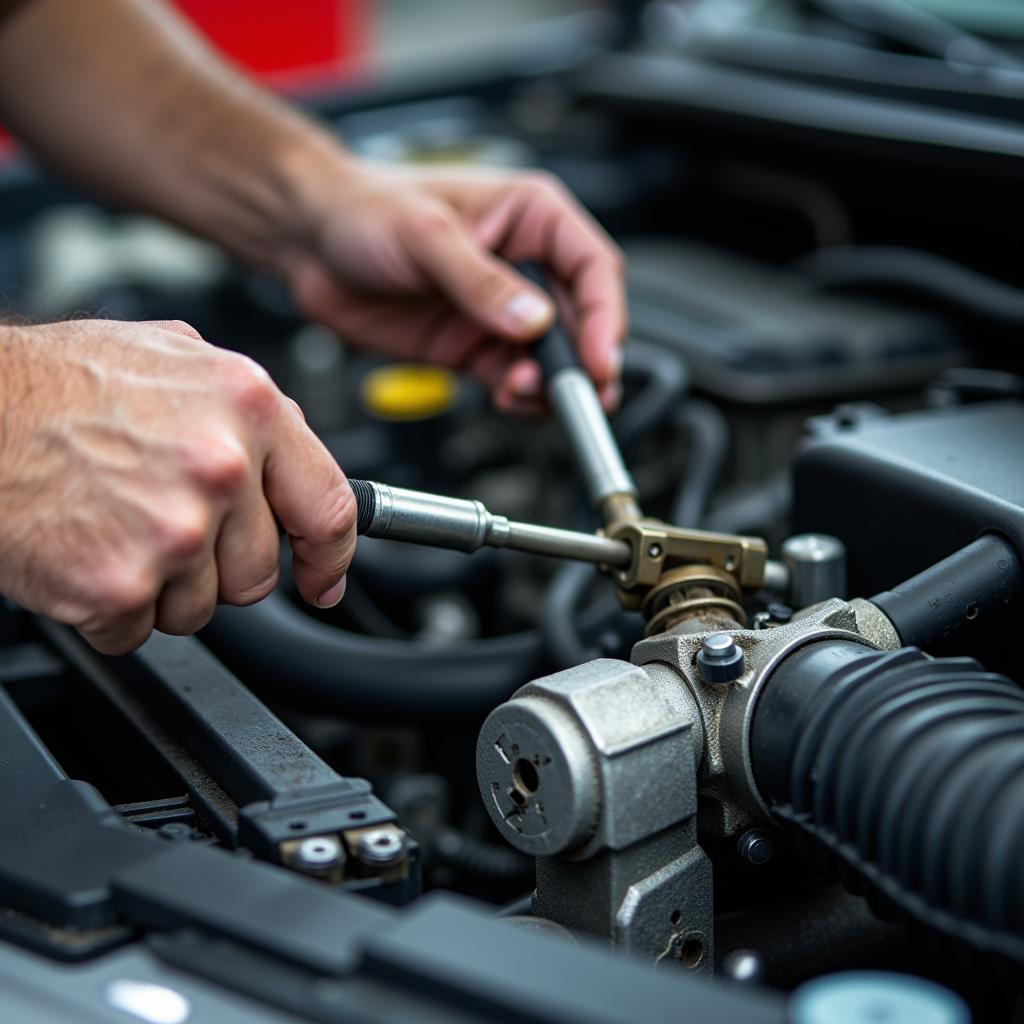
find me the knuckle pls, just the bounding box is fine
[154,319,204,341]
[157,503,212,559]
[86,565,156,620]
[468,262,513,301]
[409,205,458,238]
[217,354,280,419]
[522,169,566,199]
[189,437,250,494]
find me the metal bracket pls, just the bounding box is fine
[606,519,769,615]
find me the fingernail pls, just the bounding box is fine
[602,381,623,411]
[506,292,551,331]
[607,345,623,380]
[316,575,347,609]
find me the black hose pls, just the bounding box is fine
[752,642,1024,970]
[871,534,1024,650]
[202,594,547,723]
[670,399,730,528]
[434,828,534,885]
[540,563,605,670]
[797,246,1024,329]
[613,339,690,450]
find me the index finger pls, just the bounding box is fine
[261,404,356,609]
[481,175,628,388]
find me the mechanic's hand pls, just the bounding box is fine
[283,162,627,415]
[0,319,354,654]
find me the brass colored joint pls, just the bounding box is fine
[599,492,643,528]
[606,519,768,613]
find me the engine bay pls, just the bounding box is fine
[2,4,1024,1021]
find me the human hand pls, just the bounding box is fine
[282,162,627,415]
[0,319,354,654]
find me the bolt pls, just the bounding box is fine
[156,822,193,842]
[295,835,344,870]
[723,949,763,984]
[696,633,745,683]
[767,603,793,624]
[357,828,406,867]
[648,543,663,559]
[737,829,773,865]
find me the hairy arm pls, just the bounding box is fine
[0,0,343,271]
[0,0,626,410]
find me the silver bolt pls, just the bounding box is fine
[737,829,773,865]
[782,533,847,608]
[696,633,745,683]
[357,828,406,866]
[296,835,344,869]
[648,543,663,559]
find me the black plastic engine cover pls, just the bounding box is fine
[793,400,1024,663]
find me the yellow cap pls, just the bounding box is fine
[361,364,459,422]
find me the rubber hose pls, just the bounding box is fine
[202,590,621,723]
[434,828,534,884]
[613,338,690,450]
[540,563,604,670]
[671,399,730,528]
[798,246,1024,328]
[202,595,543,722]
[871,534,1023,650]
[752,642,1024,970]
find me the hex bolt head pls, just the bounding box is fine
[357,829,406,867]
[696,633,745,683]
[296,835,344,870]
[737,829,773,865]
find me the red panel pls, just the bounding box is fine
[172,0,368,85]
[0,1,370,161]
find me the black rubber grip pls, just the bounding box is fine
[517,262,578,379]
[348,479,377,535]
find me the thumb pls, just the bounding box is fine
[402,207,555,340]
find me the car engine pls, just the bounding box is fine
[1,3,1023,1022]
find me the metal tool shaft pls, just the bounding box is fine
[350,480,631,568]
[548,367,638,513]
[516,262,639,520]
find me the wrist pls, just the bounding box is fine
[258,126,364,275]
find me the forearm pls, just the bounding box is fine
[0,0,350,271]
[0,326,30,472]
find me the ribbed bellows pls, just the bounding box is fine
[752,643,1024,970]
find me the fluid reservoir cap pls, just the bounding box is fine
[791,972,969,1024]
[361,364,458,422]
